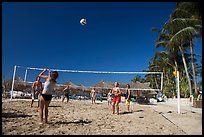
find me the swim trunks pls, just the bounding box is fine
[112,95,121,103]
[32,90,40,100]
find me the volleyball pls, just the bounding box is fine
[80,18,87,25]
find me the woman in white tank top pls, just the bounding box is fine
[38,69,59,124]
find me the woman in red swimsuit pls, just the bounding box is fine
[111,82,121,115]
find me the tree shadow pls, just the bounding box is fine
[2,112,32,118]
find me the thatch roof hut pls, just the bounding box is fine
[130,82,152,89]
[92,81,114,94]
[92,81,114,89]
[63,81,79,90]
[75,84,90,94]
[129,82,157,97]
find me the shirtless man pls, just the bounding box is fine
[31,76,43,108]
[62,85,70,103]
[90,88,97,104]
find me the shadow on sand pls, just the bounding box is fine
[138,103,157,105]
[119,111,133,115]
[95,102,103,105]
[50,119,92,125]
[2,112,32,118]
[135,109,144,112]
[119,109,145,115]
[48,105,62,108]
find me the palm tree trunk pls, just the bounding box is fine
[189,40,198,96]
[154,76,159,89]
[166,69,170,85]
[179,45,193,96]
[3,80,7,97]
[150,78,154,89]
[2,75,6,97]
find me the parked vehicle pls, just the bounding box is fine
[156,92,165,102]
[96,94,103,102]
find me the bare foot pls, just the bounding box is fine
[39,122,43,125]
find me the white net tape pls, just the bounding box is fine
[17,65,163,74]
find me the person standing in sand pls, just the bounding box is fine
[107,89,113,105]
[62,85,70,103]
[90,88,97,104]
[112,82,121,115]
[31,76,43,108]
[125,84,132,112]
[38,69,59,124]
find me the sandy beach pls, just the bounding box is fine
[2,98,202,135]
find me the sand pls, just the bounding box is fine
[2,98,202,135]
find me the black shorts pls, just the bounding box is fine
[41,94,52,101]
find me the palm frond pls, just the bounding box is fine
[155,41,168,48]
[164,18,202,34]
[171,8,192,19]
[170,27,197,44]
[177,2,202,19]
[151,27,161,33]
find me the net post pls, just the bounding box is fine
[24,68,28,82]
[10,65,17,101]
[160,72,163,91]
[177,70,180,114]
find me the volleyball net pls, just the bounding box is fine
[9,65,164,100]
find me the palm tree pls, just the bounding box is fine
[161,2,202,97]
[149,2,202,100]
[174,2,201,97]
[148,51,178,97]
[151,27,180,75]
[131,75,145,83]
[150,27,183,97]
[2,75,7,97]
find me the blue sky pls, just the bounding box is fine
[2,2,202,86]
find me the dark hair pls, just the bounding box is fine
[115,82,119,86]
[126,84,130,88]
[51,71,59,82]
